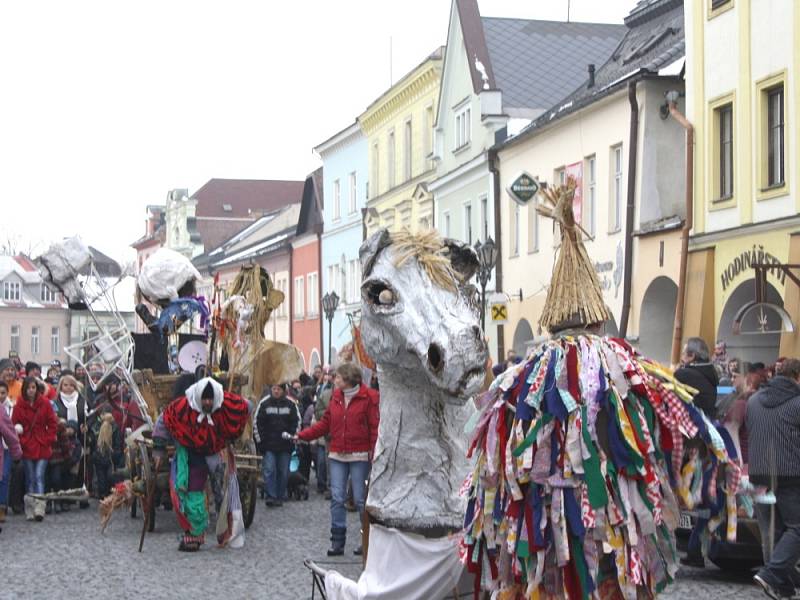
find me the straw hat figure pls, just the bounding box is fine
[536,175,611,333]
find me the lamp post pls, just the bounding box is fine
[474,237,498,332]
[322,291,340,365]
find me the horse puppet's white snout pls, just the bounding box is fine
[423,326,488,401]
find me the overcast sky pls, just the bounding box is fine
[0,0,636,262]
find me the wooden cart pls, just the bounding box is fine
[128,370,260,546]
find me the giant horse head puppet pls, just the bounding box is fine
[359,228,488,533]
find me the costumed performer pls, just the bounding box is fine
[159,376,250,551]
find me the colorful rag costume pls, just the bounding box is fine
[462,181,741,599]
[161,377,249,550]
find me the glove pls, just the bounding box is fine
[14,424,23,435]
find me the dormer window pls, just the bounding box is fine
[3,281,20,302]
[40,284,58,303]
[454,101,472,151]
[222,203,233,212]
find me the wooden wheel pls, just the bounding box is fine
[240,471,257,529]
[138,442,155,552]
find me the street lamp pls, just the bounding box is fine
[474,237,498,332]
[322,291,340,365]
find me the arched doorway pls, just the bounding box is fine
[512,319,534,355]
[638,276,678,363]
[309,349,321,370]
[718,279,783,365]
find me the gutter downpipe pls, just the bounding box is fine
[619,81,639,338]
[668,97,694,366]
[488,148,505,360]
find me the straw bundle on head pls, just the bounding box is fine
[536,177,610,333]
[390,229,460,292]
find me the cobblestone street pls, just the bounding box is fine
[0,487,770,599]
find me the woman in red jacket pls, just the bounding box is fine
[297,362,379,556]
[12,376,57,521]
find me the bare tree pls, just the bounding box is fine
[0,232,43,257]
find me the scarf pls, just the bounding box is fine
[60,391,80,422]
[343,385,359,409]
[185,378,224,425]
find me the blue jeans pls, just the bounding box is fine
[315,445,328,491]
[329,458,369,531]
[0,449,10,505]
[23,459,47,494]
[262,450,290,502]
[758,483,800,594]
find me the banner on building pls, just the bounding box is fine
[566,161,583,226]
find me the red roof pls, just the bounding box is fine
[14,255,38,272]
[191,178,304,219]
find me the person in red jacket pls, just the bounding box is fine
[12,376,57,521]
[296,362,379,556]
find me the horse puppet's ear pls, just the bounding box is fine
[360,229,392,278]
[443,239,480,283]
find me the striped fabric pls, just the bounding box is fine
[745,376,800,481]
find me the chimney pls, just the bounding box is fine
[588,64,596,88]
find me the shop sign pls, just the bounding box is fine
[720,244,786,292]
[592,242,624,297]
[508,172,540,206]
[491,302,508,323]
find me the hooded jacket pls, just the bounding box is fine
[12,394,58,460]
[0,404,22,478]
[674,361,719,417]
[746,375,800,485]
[254,394,299,454]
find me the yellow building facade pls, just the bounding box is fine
[684,0,800,364]
[360,48,443,235]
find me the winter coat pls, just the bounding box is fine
[0,403,22,479]
[92,393,145,433]
[675,362,719,417]
[746,375,800,486]
[90,419,124,468]
[50,421,78,466]
[52,393,88,431]
[298,385,380,456]
[254,395,299,454]
[12,395,58,461]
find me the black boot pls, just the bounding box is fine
[327,527,346,556]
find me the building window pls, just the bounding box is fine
[512,204,520,256]
[424,105,434,168]
[387,130,396,189]
[349,172,357,214]
[3,281,20,302]
[585,155,596,236]
[527,203,539,253]
[294,276,305,318]
[404,119,412,181]
[333,179,341,220]
[275,277,287,317]
[40,284,57,304]
[339,256,347,301]
[610,146,623,232]
[710,0,731,11]
[307,273,319,317]
[443,211,451,238]
[454,102,471,150]
[51,326,60,355]
[767,85,785,188]
[10,325,20,353]
[371,142,380,197]
[347,260,360,304]
[479,195,489,242]
[718,104,734,199]
[464,203,473,245]
[31,326,40,356]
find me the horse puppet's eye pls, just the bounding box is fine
[363,280,397,308]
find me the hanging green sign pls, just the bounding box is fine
[507,172,540,206]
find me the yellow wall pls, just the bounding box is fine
[359,51,443,234]
[628,230,682,337]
